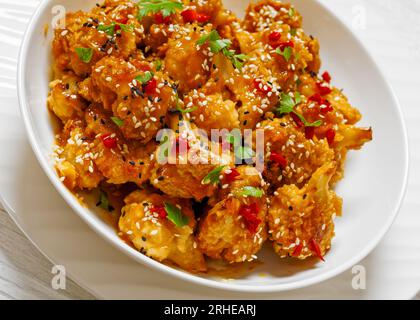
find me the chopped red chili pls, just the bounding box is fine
[316,82,332,96]
[181,9,196,23]
[144,77,157,95]
[239,202,261,234]
[196,13,211,23]
[181,9,210,23]
[268,31,282,42]
[290,112,304,128]
[101,134,117,148]
[292,243,303,257]
[326,128,336,145]
[154,12,171,24]
[224,168,240,183]
[253,79,271,94]
[309,239,325,261]
[116,17,129,25]
[150,205,167,219]
[270,151,288,168]
[309,93,332,114]
[305,126,315,139]
[322,71,331,83]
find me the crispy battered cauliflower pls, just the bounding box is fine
[197,166,268,263]
[268,162,342,260]
[54,125,102,190]
[119,190,206,272]
[47,73,87,123]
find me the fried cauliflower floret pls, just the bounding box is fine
[80,56,175,143]
[119,190,206,272]
[84,105,156,186]
[54,124,102,190]
[243,0,302,32]
[260,118,334,189]
[150,120,232,200]
[198,166,268,263]
[47,73,87,123]
[52,4,143,77]
[268,162,342,260]
[184,92,239,134]
[164,24,212,93]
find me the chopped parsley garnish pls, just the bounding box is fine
[75,47,93,63]
[98,22,134,36]
[288,7,296,17]
[196,30,248,70]
[97,190,114,212]
[155,59,163,71]
[164,202,189,227]
[111,116,124,127]
[275,46,293,62]
[137,0,183,19]
[237,186,264,198]
[201,165,226,185]
[135,71,154,84]
[276,92,322,127]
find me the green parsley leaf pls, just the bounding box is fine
[293,113,323,127]
[97,24,116,36]
[98,23,134,36]
[137,0,183,19]
[75,47,93,63]
[155,59,162,71]
[237,186,264,198]
[135,71,154,84]
[275,46,293,62]
[288,7,295,17]
[196,30,220,46]
[164,202,189,227]
[119,23,134,32]
[277,92,296,114]
[196,30,248,70]
[201,165,226,185]
[111,116,124,127]
[97,190,113,212]
[177,105,198,113]
[290,28,297,36]
[276,92,323,127]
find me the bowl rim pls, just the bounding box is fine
[17,0,409,293]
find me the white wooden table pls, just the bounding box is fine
[0,0,419,299]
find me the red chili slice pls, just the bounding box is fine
[309,239,325,261]
[224,168,240,183]
[154,13,171,24]
[253,79,271,94]
[268,31,282,42]
[144,77,157,95]
[292,243,303,257]
[309,93,332,114]
[196,13,211,23]
[322,71,331,83]
[326,128,336,145]
[305,126,315,140]
[150,205,167,219]
[181,9,197,23]
[116,17,129,25]
[316,82,332,96]
[290,112,304,128]
[101,134,117,148]
[239,202,261,234]
[270,151,288,168]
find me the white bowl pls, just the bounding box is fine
[17,0,408,292]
